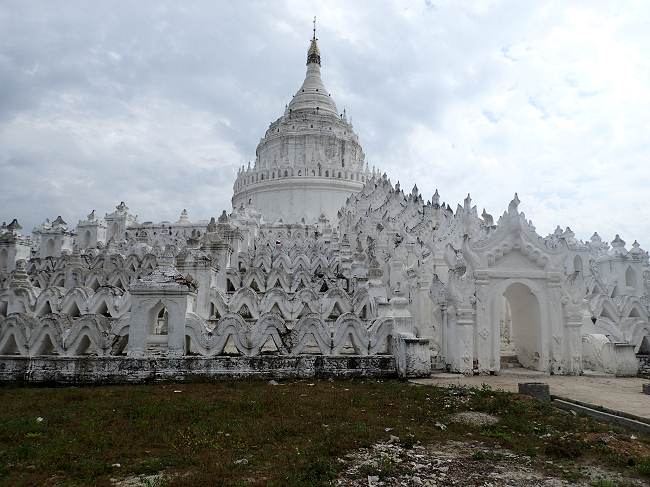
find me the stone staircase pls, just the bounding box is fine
[500,354,523,369]
[430,354,445,372]
[429,353,524,374]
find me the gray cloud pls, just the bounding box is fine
[1,0,648,247]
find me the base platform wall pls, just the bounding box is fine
[638,355,650,374]
[0,355,398,384]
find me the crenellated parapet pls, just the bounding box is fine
[580,234,650,352]
[33,216,76,259]
[0,220,31,275]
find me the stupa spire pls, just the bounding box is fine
[307,16,321,66]
[288,19,337,115]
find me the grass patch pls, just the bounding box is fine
[637,456,650,476]
[358,456,393,481]
[589,479,616,487]
[544,436,587,459]
[481,425,512,443]
[0,380,648,486]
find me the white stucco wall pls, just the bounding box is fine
[233,177,363,224]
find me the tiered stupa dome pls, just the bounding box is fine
[232,28,369,224]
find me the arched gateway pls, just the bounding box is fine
[430,195,584,375]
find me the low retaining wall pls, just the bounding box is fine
[638,355,650,374]
[0,355,398,384]
[553,399,650,434]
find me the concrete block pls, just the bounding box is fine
[518,382,550,402]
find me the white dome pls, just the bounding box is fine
[232,34,367,224]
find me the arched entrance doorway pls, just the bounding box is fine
[500,282,543,371]
[147,301,169,353]
[0,248,8,272]
[46,239,55,257]
[111,222,119,241]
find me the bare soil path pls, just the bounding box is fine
[413,371,650,420]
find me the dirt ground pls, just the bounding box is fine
[108,375,650,486]
[110,433,650,487]
[333,376,650,487]
[414,371,650,420]
[334,439,650,486]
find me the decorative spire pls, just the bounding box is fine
[307,16,321,66]
[7,218,22,233]
[288,18,338,115]
[432,190,440,206]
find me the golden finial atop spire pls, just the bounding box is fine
[307,16,321,66]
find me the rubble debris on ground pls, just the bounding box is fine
[334,440,647,486]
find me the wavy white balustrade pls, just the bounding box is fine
[0,311,399,358]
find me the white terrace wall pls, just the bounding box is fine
[2,30,650,384]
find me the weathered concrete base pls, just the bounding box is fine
[518,382,551,402]
[0,355,398,383]
[581,335,638,376]
[638,355,650,374]
[393,334,430,379]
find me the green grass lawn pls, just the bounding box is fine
[0,379,648,486]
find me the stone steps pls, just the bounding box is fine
[429,354,526,372]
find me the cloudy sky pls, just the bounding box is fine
[1,1,649,247]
